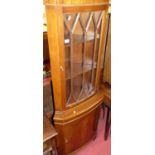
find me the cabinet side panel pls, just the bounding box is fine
[45,6,66,110]
[103,14,111,84]
[95,10,108,90]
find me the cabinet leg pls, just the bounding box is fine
[102,104,106,119]
[104,107,111,140]
[93,107,100,140]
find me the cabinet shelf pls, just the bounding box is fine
[65,63,97,80]
[64,34,100,46]
[43,63,97,81]
[65,57,97,80]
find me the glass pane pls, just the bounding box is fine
[64,11,103,105]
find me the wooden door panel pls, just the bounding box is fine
[55,106,100,155]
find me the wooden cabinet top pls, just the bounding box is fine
[44,0,110,5]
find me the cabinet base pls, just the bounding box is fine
[54,105,100,155]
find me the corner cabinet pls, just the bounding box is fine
[44,0,110,154]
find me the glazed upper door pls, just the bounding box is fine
[63,11,104,105]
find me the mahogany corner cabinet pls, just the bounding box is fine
[44,0,110,154]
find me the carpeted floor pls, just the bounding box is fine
[73,107,111,155]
